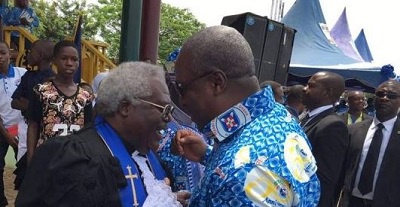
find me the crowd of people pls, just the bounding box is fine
[0,1,399,206]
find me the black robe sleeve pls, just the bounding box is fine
[15,127,126,207]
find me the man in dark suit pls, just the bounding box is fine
[339,90,372,125]
[341,80,400,207]
[301,71,349,207]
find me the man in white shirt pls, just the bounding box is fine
[341,80,400,207]
[0,41,27,207]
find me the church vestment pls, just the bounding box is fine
[16,121,181,207]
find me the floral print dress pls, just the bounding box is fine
[29,81,93,145]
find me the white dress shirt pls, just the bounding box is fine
[352,116,397,200]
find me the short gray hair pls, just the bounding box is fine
[181,25,255,77]
[96,61,165,116]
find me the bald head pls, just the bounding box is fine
[303,71,345,110]
[318,71,345,101]
[179,25,255,77]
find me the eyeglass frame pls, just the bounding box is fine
[174,71,213,96]
[375,91,400,100]
[137,99,175,121]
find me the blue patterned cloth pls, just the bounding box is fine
[158,119,206,192]
[190,86,321,207]
[0,6,9,21]
[5,6,39,35]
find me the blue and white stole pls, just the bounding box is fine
[95,116,166,207]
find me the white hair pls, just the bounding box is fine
[96,61,165,116]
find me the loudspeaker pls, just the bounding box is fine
[221,13,268,79]
[275,26,296,85]
[258,20,284,83]
[221,13,296,86]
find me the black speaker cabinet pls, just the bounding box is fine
[275,26,296,85]
[221,13,296,86]
[258,20,284,83]
[221,13,268,79]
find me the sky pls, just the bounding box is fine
[161,0,399,74]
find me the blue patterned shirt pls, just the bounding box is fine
[158,120,206,192]
[189,86,320,207]
[5,6,39,34]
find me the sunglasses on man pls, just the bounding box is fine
[375,91,400,99]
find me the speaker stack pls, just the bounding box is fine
[221,12,296,85]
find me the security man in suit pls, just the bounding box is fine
[341,80,400,207]
[301,71,349,207]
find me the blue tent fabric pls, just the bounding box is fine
[281,0,383,90]
[330,8,364,62]
[282,0,359,65]
[355,29,374,62]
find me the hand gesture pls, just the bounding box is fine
[171,129,207,162]
[176,190,191,207]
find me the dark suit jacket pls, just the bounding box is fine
[340,117,400,207]
[303,108,349,207]
[339,112,372,125]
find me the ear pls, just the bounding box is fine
[118,100,131,118]
[210,70,228,95]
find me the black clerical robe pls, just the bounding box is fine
[15,127,126,207]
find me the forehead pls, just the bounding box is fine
[55,46,78,57]
[149,78,170,101]
[348,91,364,98]
[174,50,193,80]
[0,43,9,51]
[308,74,325,86]
[377,82,400,93]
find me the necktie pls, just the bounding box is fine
[300,113,310,127]
[358,123,384,195]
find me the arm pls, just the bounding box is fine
[26,90,42,164]
[172,129,208,163]
[0,117,18,149]
[313,118,349,206]
[26,120,39,165]
[11,97,29,111]
[30,8,39,28]
[11,72,29,111]
[4,8,21,26]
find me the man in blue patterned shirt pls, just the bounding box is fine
[172,25,321,206]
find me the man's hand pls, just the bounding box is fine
[4,133,18,149]
[171,129,207,162]
[176,190,191,207]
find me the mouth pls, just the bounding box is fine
[65,69,76,74]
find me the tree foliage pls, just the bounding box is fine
[159,3,205,63]
[30,0,205,62]
[31,0,98,41]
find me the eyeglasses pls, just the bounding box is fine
[174,72,213,96]
[137,99,175,121]
[375,91,400,99]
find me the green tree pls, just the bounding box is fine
[89,0,205,62]
[31,0,205,62]
[159,4,205,63]
[31,0,99,41]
